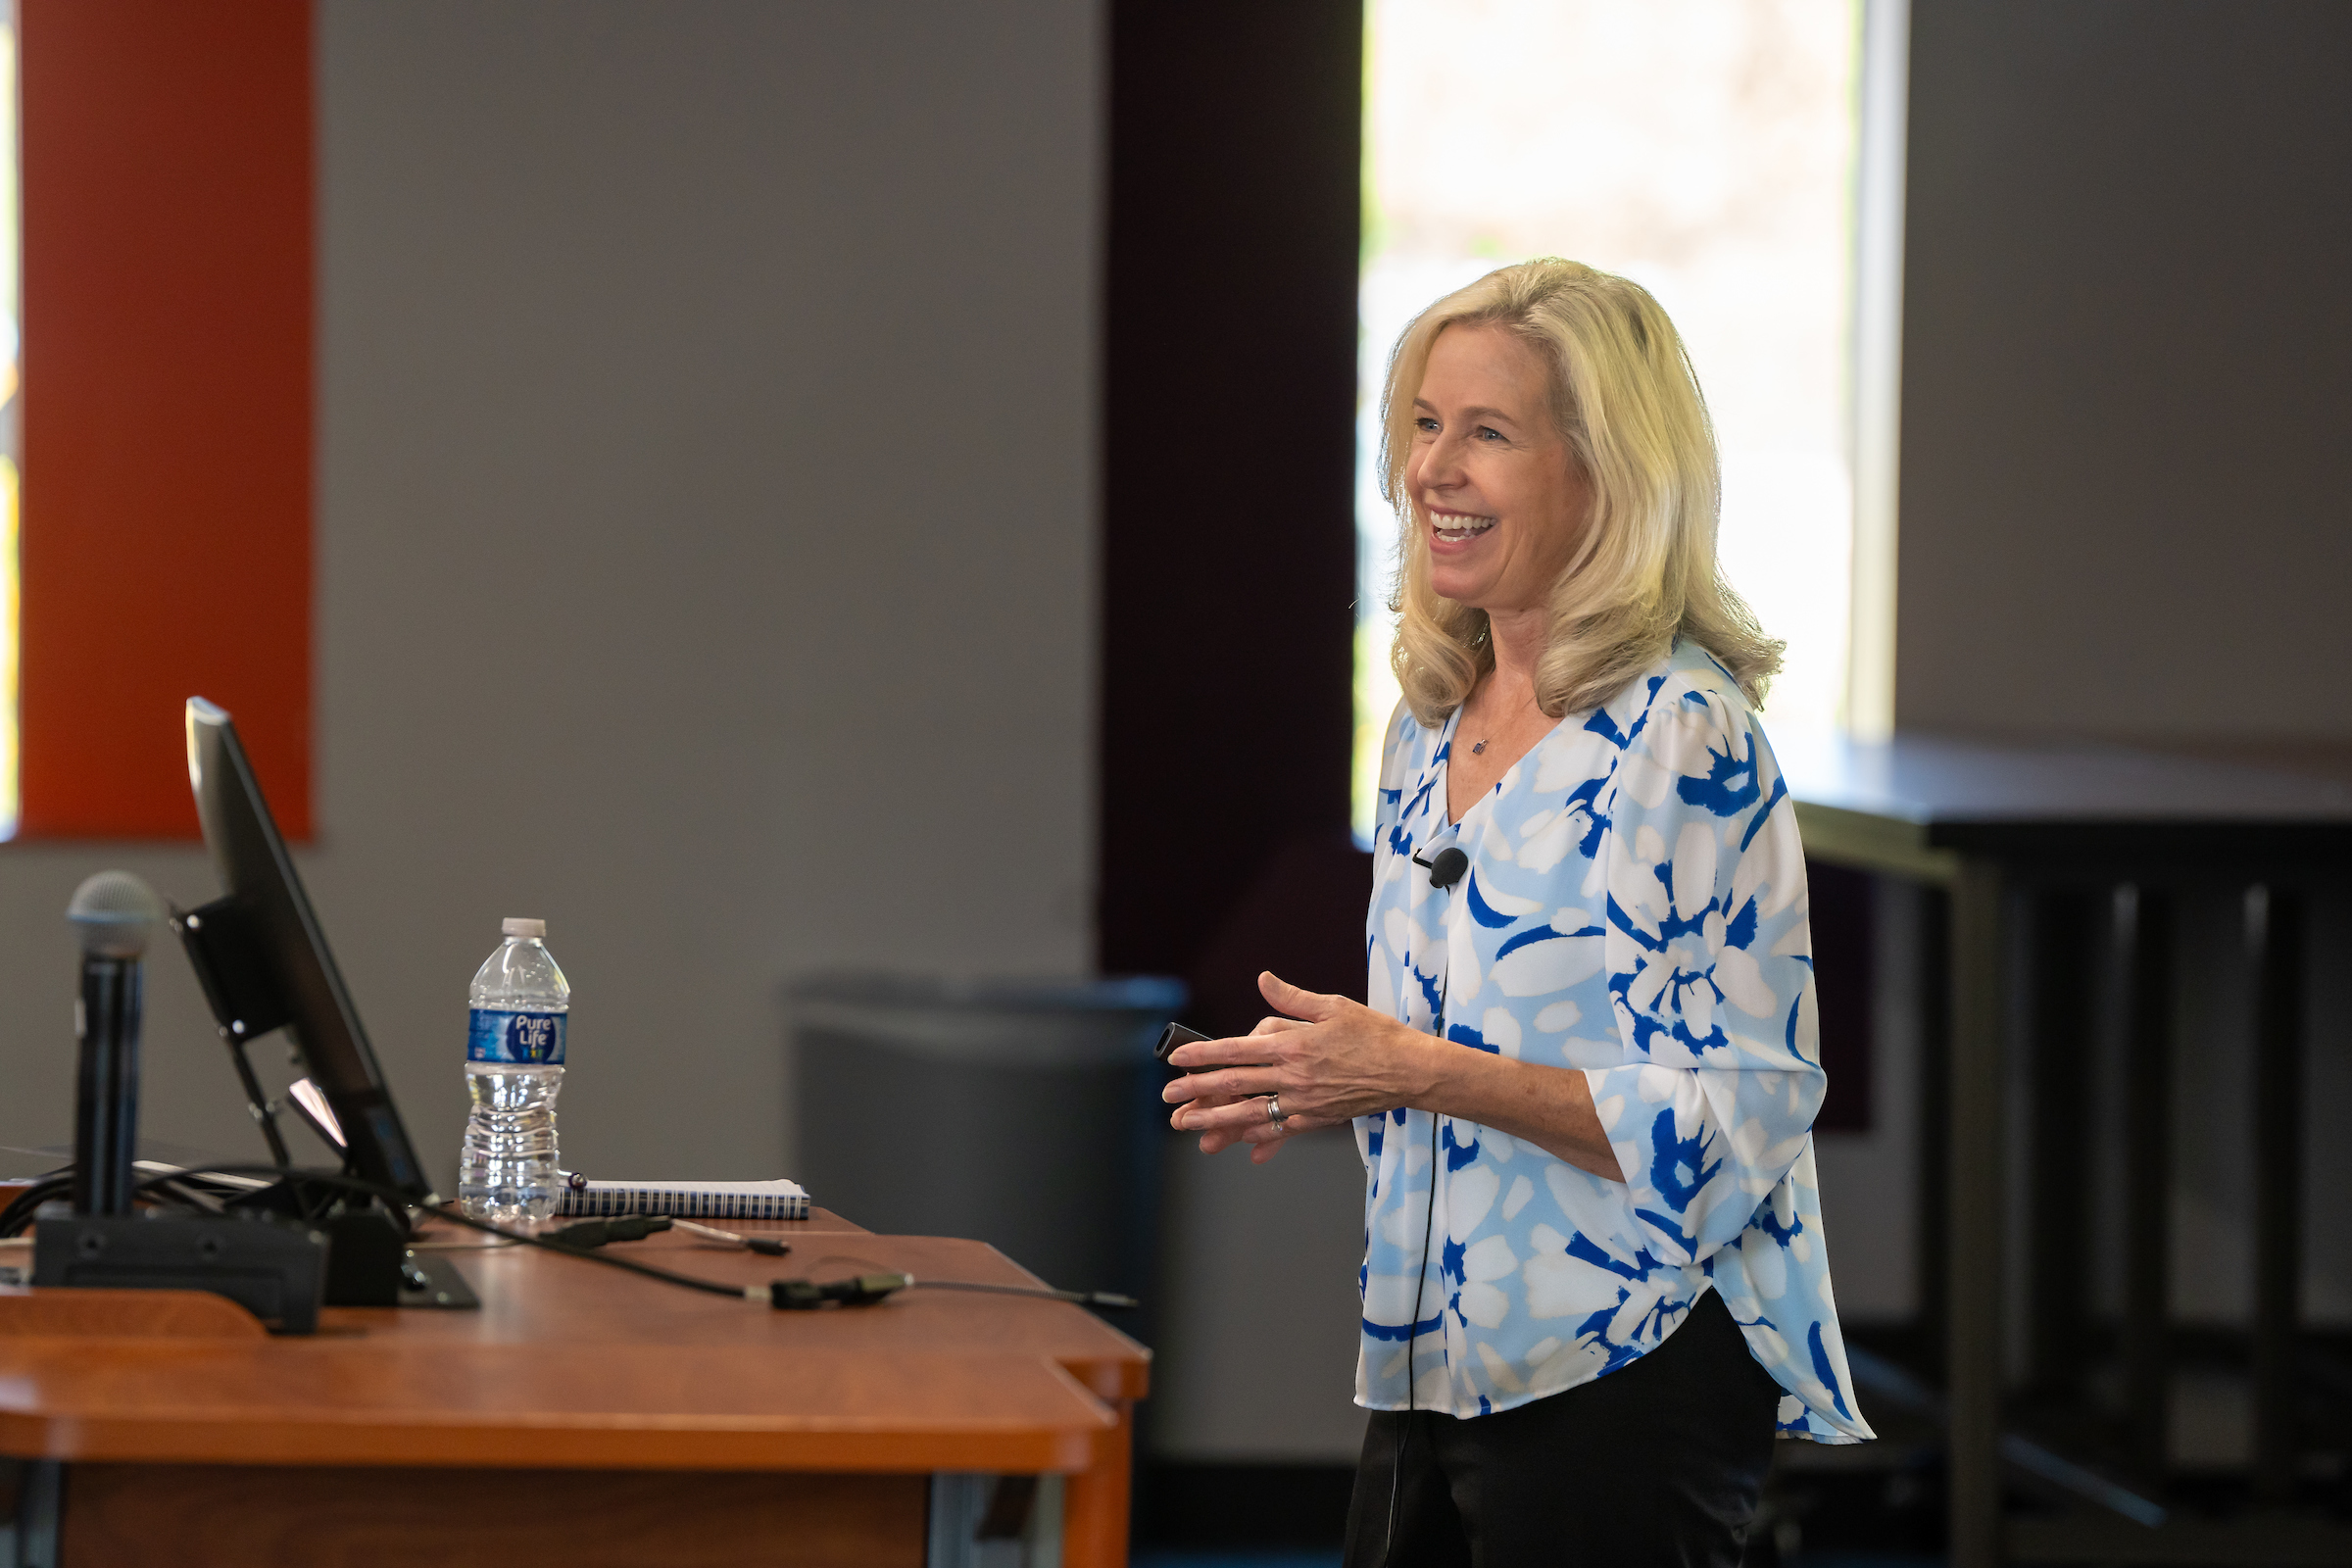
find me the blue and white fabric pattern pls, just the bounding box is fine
[1357,638,1873,1444]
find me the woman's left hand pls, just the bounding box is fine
[1163,971,1439,1164]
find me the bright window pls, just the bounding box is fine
[1354,0,1886,840]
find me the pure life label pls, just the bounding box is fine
[467,1008,567,1065]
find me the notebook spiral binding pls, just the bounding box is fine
[555,1180,808,1221]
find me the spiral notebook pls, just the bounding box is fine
[556,1178,808,1221]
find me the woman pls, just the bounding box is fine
[1163,259,1874,1566]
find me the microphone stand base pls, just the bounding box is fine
[30,1210,329,1334]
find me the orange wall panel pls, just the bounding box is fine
[18,0,313,839]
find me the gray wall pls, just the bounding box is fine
[1884,0,2352,1374]
[0,1,1103,1187]
[1896,0,2352,740]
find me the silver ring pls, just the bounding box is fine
[1265,1095,1287,1125]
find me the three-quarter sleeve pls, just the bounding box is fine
[1585,685,1825,1268]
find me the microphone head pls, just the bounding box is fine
[68,871,169,958]
[1428,848,1470,891]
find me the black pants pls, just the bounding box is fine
[1342,1290,1782,1567]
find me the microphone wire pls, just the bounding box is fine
[1385,978,1446,1568]
[1385,810,1458,1567]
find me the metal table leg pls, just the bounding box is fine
[5,1458,62,1568]
[1917,885,1952,1385]
[1949,858,2008,1568]
[2250,886,2304,1505]
[2027,890,2097,1399]
[2121,886,2173,1482]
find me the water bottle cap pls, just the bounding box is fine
[502,917,546,940]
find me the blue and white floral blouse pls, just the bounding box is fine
[1357,638,1873,1444]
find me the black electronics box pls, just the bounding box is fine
[31,1208,330,1334]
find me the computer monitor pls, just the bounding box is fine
[182,697,428,1199]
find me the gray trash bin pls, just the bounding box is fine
[789,974,1185,1303]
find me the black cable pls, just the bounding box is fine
[131,1163,754,1300]
[124,1163,1138,1311]
[762,1274,1141,1311]
[788,1252,1140,1310]
[0,1174,76,1239]
[3,1163,275,1236]
[1385,1107,1442,1568]
[544,1214,673,1249]
[430,1202,747,1298]
[1384,961,1448,1568]
[913,1279,1139,1310]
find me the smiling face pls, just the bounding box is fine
[1406,322,1592,615]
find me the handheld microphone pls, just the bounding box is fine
[1412,847,1470,891]
[69,871,168,1215]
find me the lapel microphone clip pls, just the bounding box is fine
[1412,847,1470,891]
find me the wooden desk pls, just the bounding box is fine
[1780,732,2352,1568]
[0,1209,1150,1567]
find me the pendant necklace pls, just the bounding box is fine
[1466,669,1516,755]
[1468,627,1502,755]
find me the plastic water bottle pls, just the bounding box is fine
[460,917,568,1222]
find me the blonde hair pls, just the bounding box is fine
[1381,258,1782,725]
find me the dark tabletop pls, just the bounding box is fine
[1774,730,2352,872]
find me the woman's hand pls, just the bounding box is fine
[1164,969,1627,1182]
[1162,971,1438,1164]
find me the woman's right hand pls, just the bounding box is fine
[1165,1013,1310,1161]
[1162,972,1444,1164]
